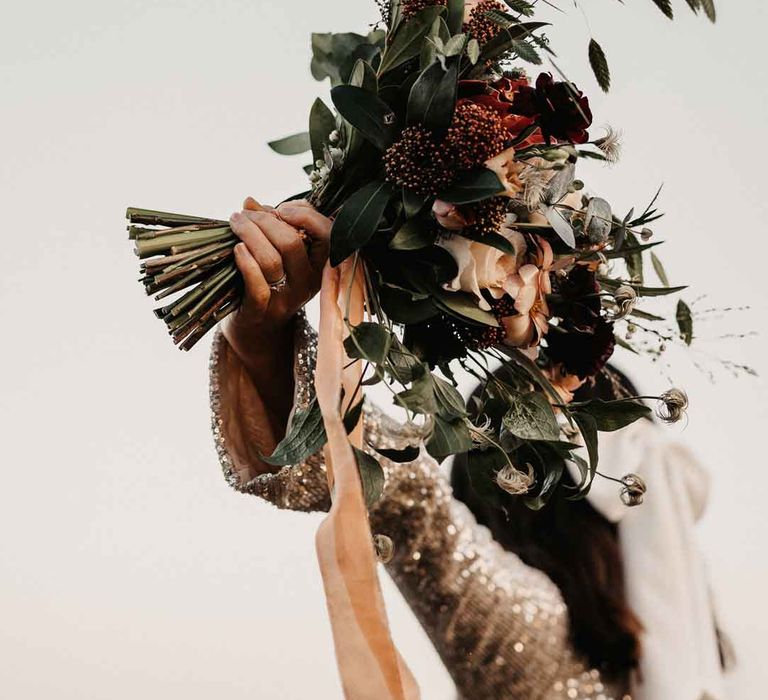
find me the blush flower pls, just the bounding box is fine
[544,363,586,404]
[438,223,527,310]
[500,236,554,347]
[485,147,526,197]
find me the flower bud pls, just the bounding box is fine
[657,388,689,424]
[495,462,534,496]
[373,534,394,564]
[620,473,647,507]
[640,228,654,241]
[328,130,340,145]
[612,285,637,319]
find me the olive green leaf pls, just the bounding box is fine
[330,180,393,265]
[262,397,327,465]
[330,85,397,151]
[503,392,561,442]
[588,38,611,92]
[267,132,311,156]
[353,447,385,507]
[676,299,694,345]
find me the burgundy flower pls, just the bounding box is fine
[545,316,616,379]
[550,265,601,330]
[459,77,544,148]
[512,73,593,144]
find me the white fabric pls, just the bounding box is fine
[569,420,725,700]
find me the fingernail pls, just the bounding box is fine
[230,211,241,221]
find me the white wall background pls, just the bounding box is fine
[1,1,766,698]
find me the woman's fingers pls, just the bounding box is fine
[233,243,271,317]
[229,211,285,285]
[275,202,332,271]
[241,209,312,283]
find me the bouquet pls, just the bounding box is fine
[128,0,714,509]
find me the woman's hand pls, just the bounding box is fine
[221,197,332,431]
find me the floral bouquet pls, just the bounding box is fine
[128,0,713,509]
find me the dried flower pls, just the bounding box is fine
[640,228,654,241]
[373,534,394,564]
[464,196,510,237]
[594,126,622,164]
[657,388,689,424]
[383,126,450,195]
[444,102,509,170]
[612,284,637,319]
[401,0,447,19]
[620,473,647,507]
[495,462,535,495]
[463,0,506,44]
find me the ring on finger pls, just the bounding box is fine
[268,274,288,292]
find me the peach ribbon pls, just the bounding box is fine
[314,258,420,700]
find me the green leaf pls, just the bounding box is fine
[588,38,610,93]
[510,39,541,64]
[344,321,394,364]
[458,230,516,255]
[373,445,421,463]
[466,447,508,505]
[446,0,465,34]
[466,38,480,64]
[572,412,598,490]
[311,31,385,86]
[650,251,670,286]
[434,288,500,326]
[426,416,473,461]
[386,336,424,383]
[407,59,459,130]
[349,58,378,93]
[524,447,564,511]
[572,398,651,432]
[396,364,439,414]
[502,392,561,441]
[390,220,437,250]
[379,284,439,323]
[479,21,548,63]
[353,447,385,507]
[438,168,505,204]
[541,204,575,248]
[330,180,393,265]
[650,0,674,19]
[433,375,468,419]
[309,98,337,163]
[676,299,694,345]
[403,189,430,218]
[379,5,446,74]
[598,276,687,297]
[502,0,534,16]
[700,0,716,22]
[330,85,397,151]
[343,398,365,434]
[262,397,327,465]
[267,131,311,156]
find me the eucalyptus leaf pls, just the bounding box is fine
[349,58,378,93]
[262,397,327,465]
[541,204,575,248]
[584,197,612,244]
[330,180,393,265]
[353,447,385,507]
[466,37,480,64]
[543,162,575,204]
[267,132,311,156]
[503,392,561,442]
[330,85,397,151]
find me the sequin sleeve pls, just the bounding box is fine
[209,314,628,700]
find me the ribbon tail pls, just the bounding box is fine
[314,259,420,700]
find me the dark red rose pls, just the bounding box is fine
[458,77,545,149]
[512,73,592,144]
[550,265,601,330]
[545,316,616,379]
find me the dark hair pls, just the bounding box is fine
[450,366,644,679]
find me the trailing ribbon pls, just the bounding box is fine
[314,258,420,700]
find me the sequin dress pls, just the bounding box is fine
[209,313,630,700]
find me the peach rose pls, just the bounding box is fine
[500,236,553,347]
[438,222,527,310]
[484,147,526,197]
[432,199,471,231]
[544,363,586,404]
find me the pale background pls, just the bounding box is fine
[1,1,766,698]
